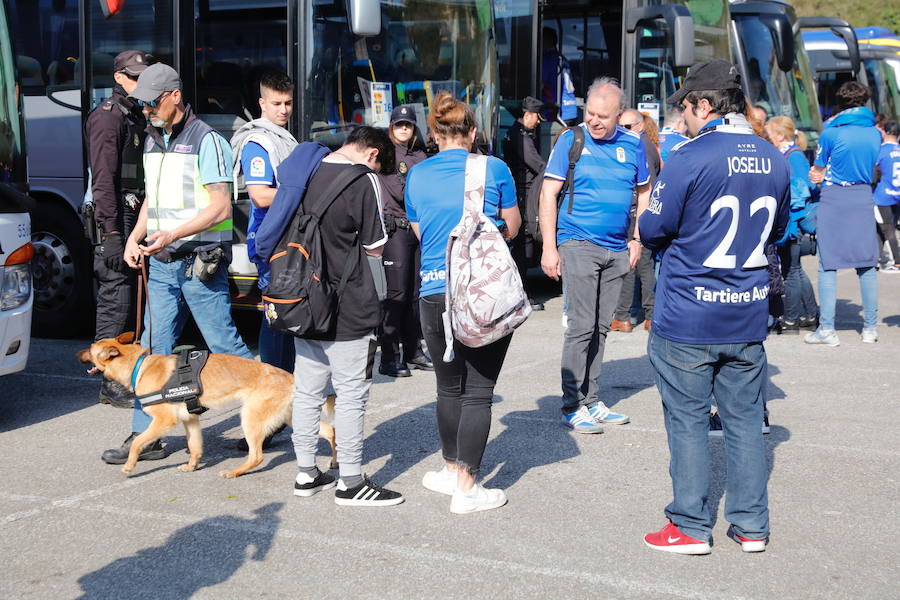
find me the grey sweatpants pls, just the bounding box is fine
[291,334,376,479]
[559,240,631,411]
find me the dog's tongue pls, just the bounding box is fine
[86,367,99,375]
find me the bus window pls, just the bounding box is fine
[195,1,288,129]
[303,0,497,148]
[633,19,677,118]
[0,1,25,183]
[7,0,79,95]
[87,0,175,109]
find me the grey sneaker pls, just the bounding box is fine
[861,328,878,343]
[804,329,840,347]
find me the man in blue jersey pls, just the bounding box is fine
[539,77,651,434]
[658,106,688,164]
[638,60,790,555]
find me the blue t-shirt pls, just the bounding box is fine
[405,149,517,297]
[814,124,880,186]
[638,117,791,344]
[163,130,233,185]
[545,124,649,251]
[873,142,900,206]
[780,145,813,242]
[240,141,275,288]
[658,127,688,163]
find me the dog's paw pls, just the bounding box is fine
[218,469,239,479]
[177,463,197,472]
[121,465,134,475]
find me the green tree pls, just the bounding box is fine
[793,0,900,33]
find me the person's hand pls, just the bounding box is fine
[809,167,823,185]
[541,246,561,281]
[99,233,125,271]
[628,239,642,270]
[140,230,175,256]
[124,236,143,269]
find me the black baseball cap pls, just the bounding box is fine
[390,105,416,126]
[667,59,742,105]
[113,50,152,76]
[130,63,182,103]
[521,96,545,120]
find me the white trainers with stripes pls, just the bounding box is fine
[334,476,404,507]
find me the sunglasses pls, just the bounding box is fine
[138,91,171,108]
[622,122,639,130]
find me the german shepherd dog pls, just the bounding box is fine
[77,333,336,478]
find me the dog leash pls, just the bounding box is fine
[133,256,152,353]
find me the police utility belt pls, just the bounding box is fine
[135,349,210,415]
[384,213,411,235]
[153,242,226,283]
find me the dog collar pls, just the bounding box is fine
[131,354,147,390]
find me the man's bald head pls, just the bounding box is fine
[586,77,625,111]
[584,78,625,140]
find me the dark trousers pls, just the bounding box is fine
[614,246,655,322]
[777,237,818,323]
[876,205,900,264]
[93,248,138,341]
[381,228,424,364]
[419,294,512,475]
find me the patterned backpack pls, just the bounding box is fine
[441,154,532,361]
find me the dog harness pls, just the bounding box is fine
[134,349,210,415]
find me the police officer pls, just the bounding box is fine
[503,96,546,310]
[638,60,790,554]
[85,50,151,408]
[378,105,432,377]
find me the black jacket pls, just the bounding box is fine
[379,137,427,218]
[85,86,146,235]
[502,120,545,197]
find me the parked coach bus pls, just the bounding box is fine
[10,0,499,334]
[0,0,32,375]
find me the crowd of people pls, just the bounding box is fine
[82,49,897,550]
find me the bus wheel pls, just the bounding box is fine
[30,203,93,338]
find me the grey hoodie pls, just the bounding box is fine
[230,118,298,198]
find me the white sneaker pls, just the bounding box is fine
[804,328,840,347]
[422,466,456,496]
[450,483,508,514]
[862,328,878,343]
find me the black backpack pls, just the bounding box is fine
[525,126,585,244]
[262,164,371,337]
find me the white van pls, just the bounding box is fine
[0,206,32,376]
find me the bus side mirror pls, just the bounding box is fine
[796,17,862,77]
[348,0,381,37]
[767,13,795,72]
[626,5,695,68]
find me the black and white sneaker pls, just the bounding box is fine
[334,476,404,507]
[294,469,337,497]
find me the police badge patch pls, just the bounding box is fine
[250,156,266,178]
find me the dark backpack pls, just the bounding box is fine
[525,126,585,244]
[262,164,371,337]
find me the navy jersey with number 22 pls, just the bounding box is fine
[639,115,790,344]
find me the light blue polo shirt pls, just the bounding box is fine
[814,124,880,186]
[406,149,517,297]
[240,141,276,288]
[545,124,649,251]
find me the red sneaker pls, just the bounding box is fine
[727,526,767,552]
[643,521,711,555]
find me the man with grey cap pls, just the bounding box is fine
[85,50,151,409]
[502,95,546,310]
[101,62,253,465]
[638,59,790,554]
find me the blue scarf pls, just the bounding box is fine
[823,106,876,129]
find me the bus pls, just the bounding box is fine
[0,0,32,375]
[729,0,822,145]
[8,0,499,333]
[800,20,869,120]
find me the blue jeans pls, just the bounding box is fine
[778,238,818,323]
[817,263,878,331]
[647,332,769,542]
[132,255,252,432]
[259,313,295,373]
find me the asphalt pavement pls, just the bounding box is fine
[1,256,898,599]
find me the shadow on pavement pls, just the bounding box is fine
[364,401,440,485]
[481,395,581,490]
[76,502,283,599]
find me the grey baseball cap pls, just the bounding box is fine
[130,63,182,103]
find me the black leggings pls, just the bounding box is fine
[419,294,512,475]
[876,205,900,265]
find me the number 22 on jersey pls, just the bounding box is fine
[703,195,777,269]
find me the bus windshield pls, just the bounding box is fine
[733,15,821,132]
[304,0,497,148]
